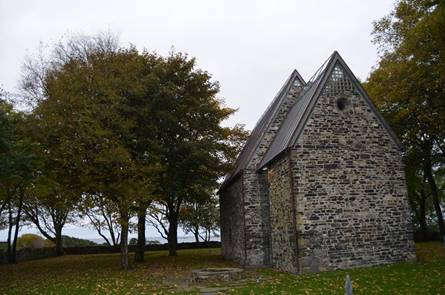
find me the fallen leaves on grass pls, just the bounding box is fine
[0,244,444,294]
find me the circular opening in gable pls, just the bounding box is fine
[336,97,348,111]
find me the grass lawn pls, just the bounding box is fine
[0,242,443,294]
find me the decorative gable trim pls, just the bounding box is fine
[218,70,306,193]
[258,51,403,170]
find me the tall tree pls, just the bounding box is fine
[22,174,76,256]
[0,92,35,263]
[21,34,159,269]
[147,52,242,256]
[405,148,432,239]
[134,199,151,262]
[0,90,11,218]
[366,0,445,237]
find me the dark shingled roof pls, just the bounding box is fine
[258,51,402,169]
[219,69,305,191]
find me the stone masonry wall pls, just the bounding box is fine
[267,155,298,273]
[219,176,246,264]
[290,63,415,273]
[242,82,304,266]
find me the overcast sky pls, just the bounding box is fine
[0,0,394,240]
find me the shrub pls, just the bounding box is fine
[17,234,53,249]
[62,236,97,247]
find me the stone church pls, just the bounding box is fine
[218,51,415,273]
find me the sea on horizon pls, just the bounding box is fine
[88,235,220,245]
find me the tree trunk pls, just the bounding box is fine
[54,226,64,256]
[194,227,199,243]
[424,156,445,236]
[120,208,129,270]
[134,207,146,262]
[6,201,13,263]
[109,221,118,247]
[167,214,178,256]
[418,189,428,240]
[10,193,24,264]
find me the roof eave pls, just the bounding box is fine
[217,170,243,195]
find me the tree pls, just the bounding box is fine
[0,91,35,263]
[21,34,158,269]
[61,235,97,247]
[180,196,219,243]
[134,200,150,262]
[366,0,445,237]
[0,90,11,218]
[22,174,77,256]
[20,33,244,265]
[80,194,121,248]
[405,149,433,239]
[146,52,245,256]
[16,233,53,249]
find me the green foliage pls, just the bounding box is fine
[366,0,445,235]
[0,243,443,294]
[0,93,35,199]
[16,234,53,249]
[14,234,96,249]
[0,90,13,157]
[0,90,37,263]
[20,32,245,263]
[143,51,246,254]
[26,39,148,203]
[16,32,246,264]
[367,0,445,144]
[21,34,160,265]
[61,235,97,247]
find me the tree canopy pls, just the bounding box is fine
[366,0,445,237]
[13,33,246,268]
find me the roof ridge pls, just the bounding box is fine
[258,51,402,170]
[219,69,305,191]
[258,52,340,169]
[306,51,336,85]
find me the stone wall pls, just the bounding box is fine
[241,82,304,266]
[240,169,264,266]
[267,155,298,273]
[219,176,246,264]
[290,62,415,273]
[221,62,415,273]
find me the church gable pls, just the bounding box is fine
[319,53,401,148]
[259,51,401,170]
[288,57,414,272]
[219,69,305,190]
[307,60,395,147]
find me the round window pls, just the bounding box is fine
[336,97,348,111]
